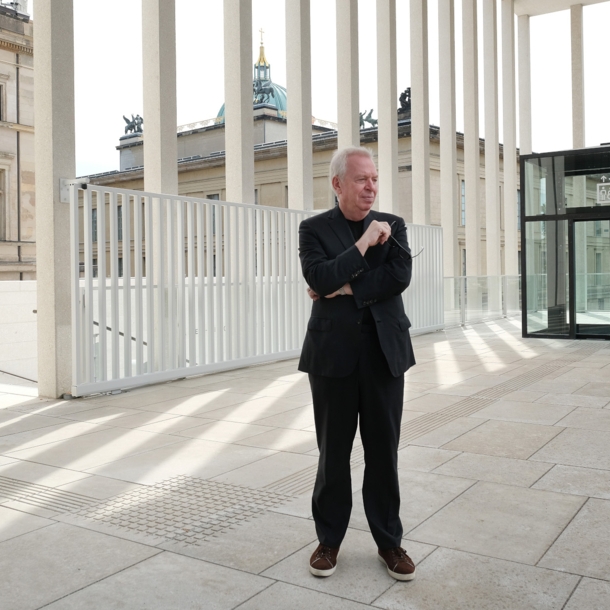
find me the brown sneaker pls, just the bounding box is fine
[378,547,416,581]
[309,544,340,577]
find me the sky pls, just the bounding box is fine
[31,0,610,177]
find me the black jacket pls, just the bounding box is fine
[298,205,416,378]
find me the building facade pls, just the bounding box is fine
[0,1,34,280]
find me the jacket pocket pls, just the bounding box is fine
[308,317,332,332]
[398,316,411,331]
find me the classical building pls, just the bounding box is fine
[88,40,521,278]
[0,0,34,280]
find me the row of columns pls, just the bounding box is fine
[35,0,590,397]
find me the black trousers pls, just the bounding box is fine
[309,325,404,550]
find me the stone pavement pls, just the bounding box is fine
[1,318,609,609]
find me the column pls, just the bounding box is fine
[502,0,519,277]
[34,0,75,398]
[286,0,313,210]
[518,14,532,155]
[336,0,360,150]
[224,0,255,204]
[142,0,178,195]
[483,0,500,278]
[463,0,481,276]
[411,0,430,225]
[571,4,585,149]
[376,0,399,214]
[439,0,458,277]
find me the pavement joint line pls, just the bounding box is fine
[559,576,584,610]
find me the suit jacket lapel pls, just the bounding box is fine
[327,205,356,251]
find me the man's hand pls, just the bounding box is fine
[307,284,353,300]
[307,286,320,301]
[356,220,391,257]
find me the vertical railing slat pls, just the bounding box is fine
[83,188,94,383]
[70,183,82,393]
[96,189,107,382]
[187,200,196,367]
[123,193,132,378]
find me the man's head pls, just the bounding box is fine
[330,147,378,221]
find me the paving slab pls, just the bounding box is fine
[254,404,316,429]
[86,437,276,484]
[539,498,610,580]
[533,464,610,499]
[402,393,464,414]
[236,427,319,454]
[160,511,316,574]
[42,550,271,610]
[0,420,109,454]
[564,578,610,609]
[0,410,68,437]
[0,506,54,543]
[0,460,90,487]
[397,445,460,472]
[136,414,213,434]
[56,474,145,499]
[0,522,160,610]
[408,481,585,564]
[530,427,610,470]
[554,407,610,431]
[535,393,610,408]
[433,452,553,487]
[238,582,375,610]
[349,470,475,535]
[409,417,486,447]
[469,400,575,426]
[572,381,610,397]
[203,395,312,423]
[372,547,578,610]
[211,451,317,489]
[5,427,184,471]
[179,420,274,443]
[443,419,564,459]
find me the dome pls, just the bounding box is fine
[216,38,287,122]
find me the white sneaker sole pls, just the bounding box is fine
[378,553,416,581]
[309,548,341,577]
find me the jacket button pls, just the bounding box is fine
[357,320,361,324]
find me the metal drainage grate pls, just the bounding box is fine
[71,476,292,546]
[0,476,97,513]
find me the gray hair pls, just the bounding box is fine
[329,147,375,194]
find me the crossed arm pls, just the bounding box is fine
[300,217,412,307]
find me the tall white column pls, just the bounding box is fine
[411,0,430,225]
[224,0,254,204]
[376,0,399,214]
[142,0,178,195]
[439,0,458,277]
[483,0,500,277]
[518,14,532,155]
[336,0,360,150]
[502,0,518,276]
[571,4,585,149]
[463,0,481,276]
[34,0,75,398]
[286,0,313,210]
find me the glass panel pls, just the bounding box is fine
[565,173,610,209]
[524,156,564,216]
[574,219,610,336]
[525,220,569,335]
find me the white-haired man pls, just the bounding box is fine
[298,146,416,580]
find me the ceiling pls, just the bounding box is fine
[515,0,609,16]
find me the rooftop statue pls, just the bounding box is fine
[253,80,276,105]
[363,109,377,128]
[123,114,143,135]
[398,87,411,114]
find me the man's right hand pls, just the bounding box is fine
[356,220,391,256]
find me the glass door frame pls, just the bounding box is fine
[520,146,610,341]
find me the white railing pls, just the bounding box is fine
[444,275,521,327]
[68,182,444,396]
[176,118,223,133]
[69,184,317,396]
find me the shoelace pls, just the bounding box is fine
[391,547,414,569]
[315,546,333,560]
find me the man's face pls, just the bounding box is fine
[333,154,378,220]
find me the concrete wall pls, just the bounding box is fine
[0,280,36,380]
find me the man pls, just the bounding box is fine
[298,146,416,581]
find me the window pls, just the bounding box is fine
[0,84,4,122]
[92,208,98,242]
[117,205,123,241]
[285,185,289,208]
[254,188,259,205]
[461,249,466,276]
[595,220,602,237]
[500,184,504,230]
[92,258,98,278]
[118,257,124,278]
[517,190,521,228]
[595,251,602,286]
[460,180,466,226]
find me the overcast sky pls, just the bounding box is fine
[34,1,610,177]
